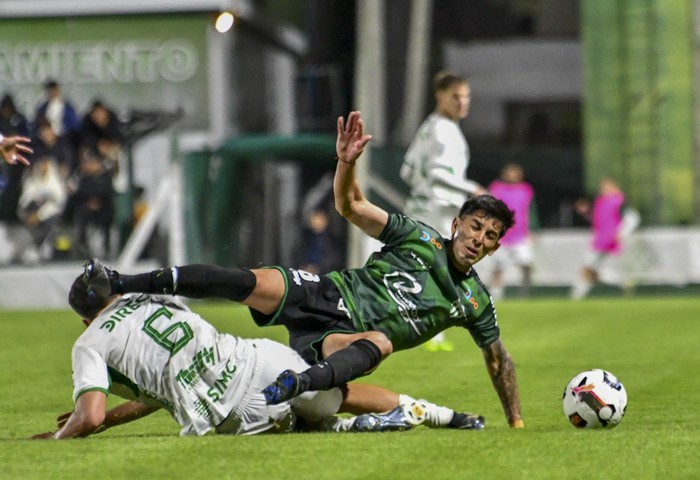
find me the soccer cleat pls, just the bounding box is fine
[262,369,303,405]
[351,403,426,432]
[83,258,118,297]
[423,338,455,352]
[448,412,486,430]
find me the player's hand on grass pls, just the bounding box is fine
[336,111,372,164]
[57,411,73,428]
[510,419,525,429]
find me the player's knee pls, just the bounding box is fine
[362,331,393,358]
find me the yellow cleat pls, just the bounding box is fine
[424,339,455,352]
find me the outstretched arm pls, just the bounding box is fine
[0,134,32,166]
[333,111,388,239]
[32,397,160,440]
[481,339,524,428]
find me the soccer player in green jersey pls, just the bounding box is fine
[84,111,524,429]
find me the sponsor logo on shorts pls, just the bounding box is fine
[290,269,320,286]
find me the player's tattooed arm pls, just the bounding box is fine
[481,339,524,428]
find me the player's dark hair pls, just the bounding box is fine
[68,275,108,319]
[433,71,468,92]
[458,195,515,238]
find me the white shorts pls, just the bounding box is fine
[215,339,342,435]
[491,240,534,269]
[580,247,626,284]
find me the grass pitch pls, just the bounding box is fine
[1,296,699,479]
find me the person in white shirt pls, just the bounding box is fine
[16,156,67,263]
[400,71,486,352]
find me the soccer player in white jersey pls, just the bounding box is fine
[400,71,486,352]
[31,274,482,439]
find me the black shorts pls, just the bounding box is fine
[249,267,357,363]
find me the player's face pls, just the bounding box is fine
[436,83,470,121]
[448,210,502,272]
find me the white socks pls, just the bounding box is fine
[399,394,454,428]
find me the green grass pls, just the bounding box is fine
[2,297,700,479]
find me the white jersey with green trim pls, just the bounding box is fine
[71,294,258,436]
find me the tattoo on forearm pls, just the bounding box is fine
[483,341,522,423]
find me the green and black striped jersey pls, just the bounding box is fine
[326,214,500,351]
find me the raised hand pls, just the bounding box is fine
[336,111,372,165]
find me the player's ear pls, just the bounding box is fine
[487,241,501,256]
[451,217,459,239]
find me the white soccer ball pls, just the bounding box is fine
[562,369,627,428]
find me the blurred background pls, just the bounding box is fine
[0,0,698,308]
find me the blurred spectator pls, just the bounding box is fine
[0,93,31,222]
[302,209,332,274]
[0,93,30,137]
[34,79,80,157]
[16,156,67,264]
[570,177,640,300]
[80,99,124,165]
[32,118,75,176]
[67,149,115,259]
[487,163,538,299]
[299,172,345,274]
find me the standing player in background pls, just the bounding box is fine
[570,177,640,300]
[487,163,537,299]
[400,71,486,351]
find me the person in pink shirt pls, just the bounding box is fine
[570,177,640,299]
[488,163,537,299]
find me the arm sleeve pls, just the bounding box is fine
[377,213,422,247]
[464,300,501,348]
[72,343,111,403]
[428,126,478,194]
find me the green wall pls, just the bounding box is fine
[582,0,695,224]
[0,14,210,130]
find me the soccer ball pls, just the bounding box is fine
[562,369,627,428]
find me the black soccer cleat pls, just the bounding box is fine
[83,258,120,298]
[262,370,304,405]
[448,412,486,430]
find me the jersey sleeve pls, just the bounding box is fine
[463,299,500,348]
[377,214,425,247]
[71,343,110,402]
